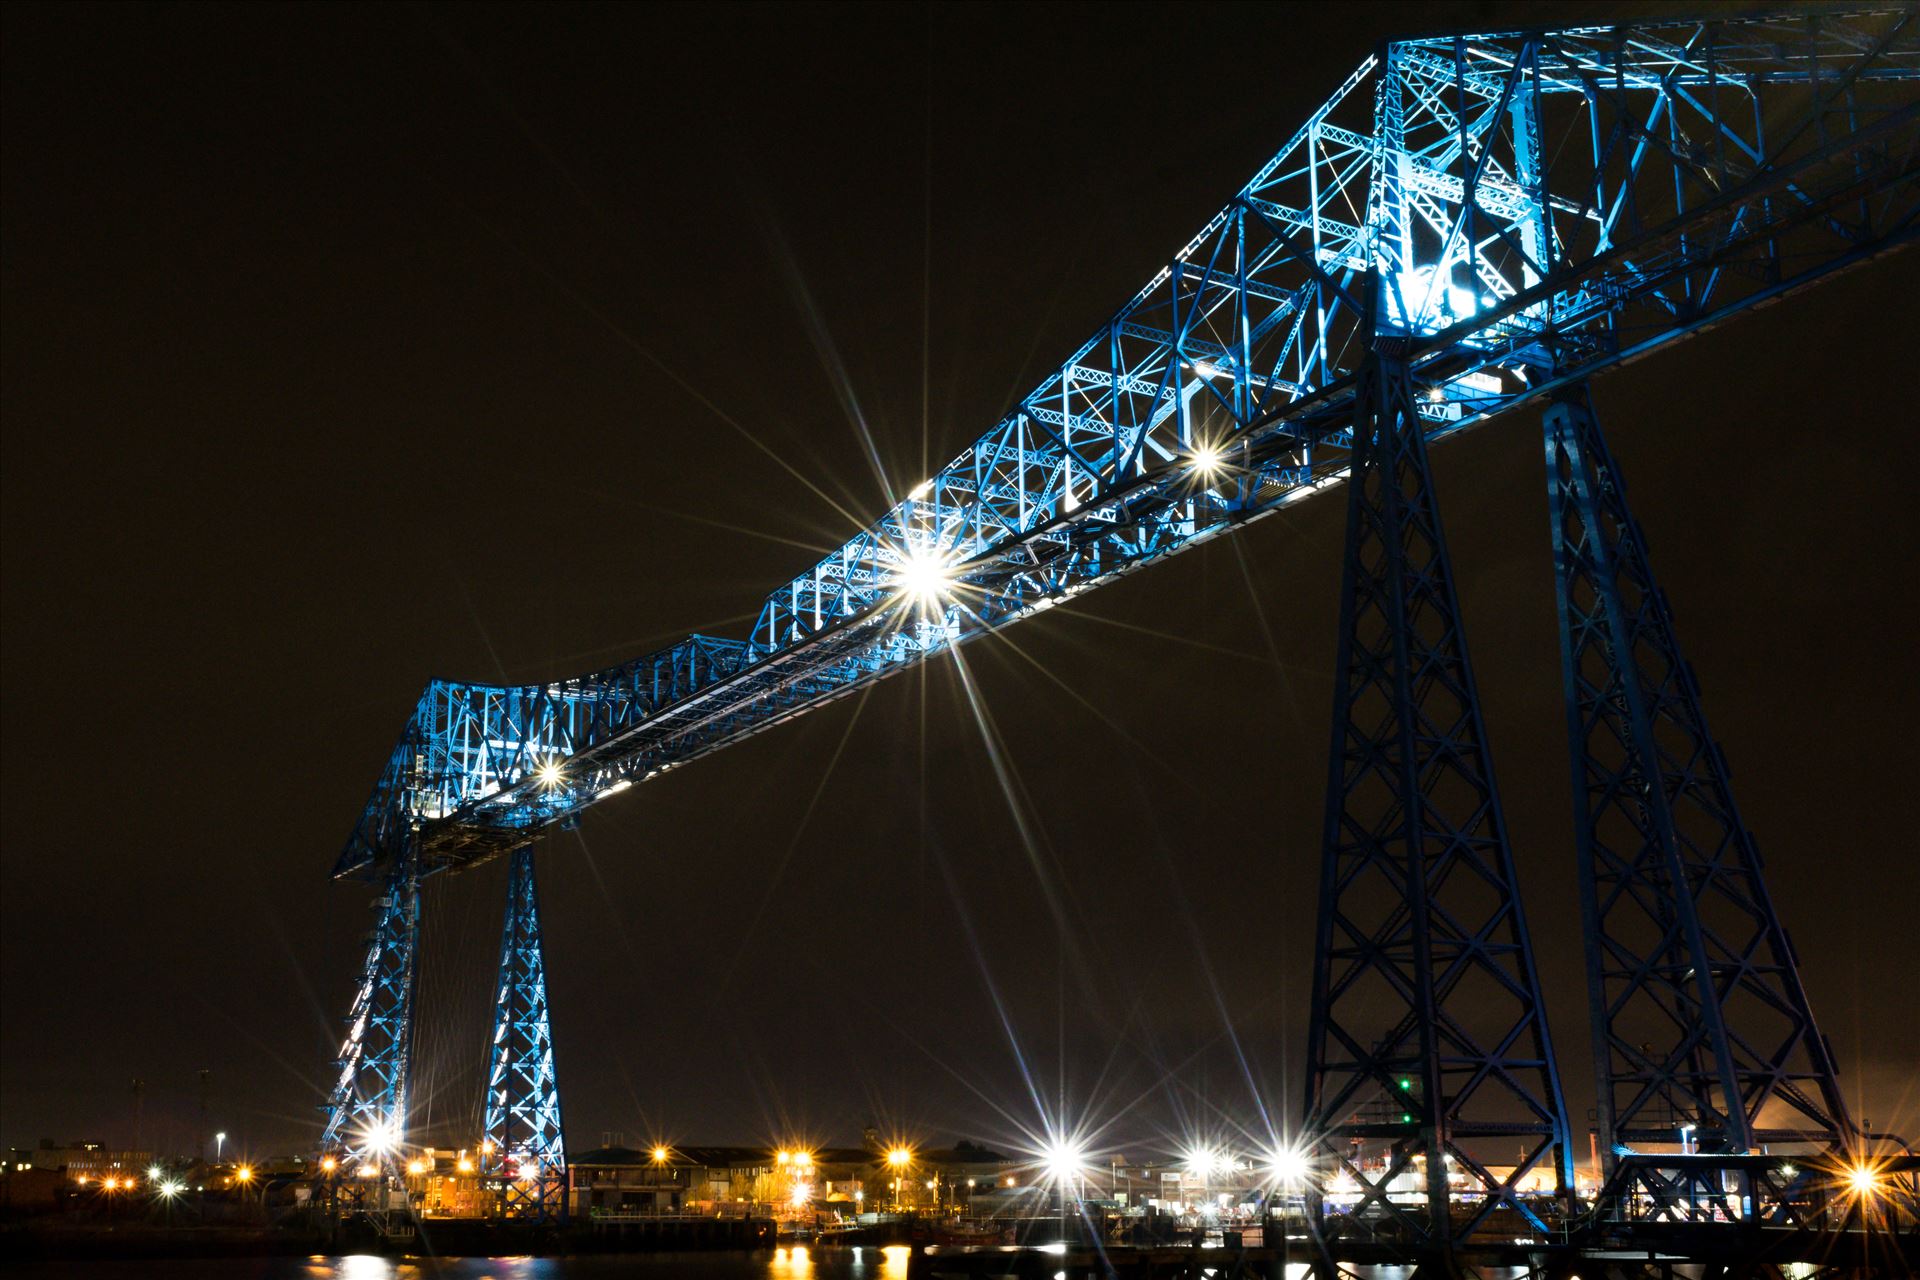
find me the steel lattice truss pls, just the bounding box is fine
[319,7,1920,1245]
[483,847,567,1220]
[1543,386,1853,1168]
[1304,322,1571,1248]
[334,8,1920,881]
[320,844,420,1164]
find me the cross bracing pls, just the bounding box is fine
[334,8,1919,883]
[319,10,1920,1246]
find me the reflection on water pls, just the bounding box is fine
[0,1249,1564,1280]
[6,1244,920,1280]
[767,1244,911,1278]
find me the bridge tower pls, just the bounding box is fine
[1542,384,1854,1181]
[482,845,568,1220]
[1302,270,1574,1257]
[319,836,423,1188]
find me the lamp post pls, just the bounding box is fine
[888,1148,913,1212]
[234,1164,255,1222]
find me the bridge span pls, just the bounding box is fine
[316,7,1920,1273]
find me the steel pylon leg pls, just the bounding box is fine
[320,838,423,1185]
[1543,384,1853,1180]
[483,845,567,1222]
[1303,307,1573,1256]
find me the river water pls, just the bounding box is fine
[0,1247,922,1280]
[0,1252,1488,1279]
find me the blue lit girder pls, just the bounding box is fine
[316,7,1919,1247]
[320,838,421,1169]
[331,11,1920,882]
[484,845,567,1220]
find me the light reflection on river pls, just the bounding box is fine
[1,1251,1564,1279]
[0,1244,922,1280]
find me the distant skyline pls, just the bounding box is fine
[3,0,1916,1163]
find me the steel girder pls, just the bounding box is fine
[319,841,421,1167]
[331,8,1919,883]
[1543,384,1854,1178]
[1303,303,1572,1254]
[482,846,567,1221]
[1594,1152,1920,1235]
[319,4,1920,1185]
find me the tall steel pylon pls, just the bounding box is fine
[483,845,567,1220]
[1543,384,1853,1176]
[319,837,422,1169]
[1302,280,1573,1254]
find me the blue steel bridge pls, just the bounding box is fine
[319,6,1920,1271]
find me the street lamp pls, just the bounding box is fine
[887,1148,913,1210]
[1268,1146,1310,1184]
[215,1132,227,1162]
[1043,1141,1085,1246]
[233,1164,257,1221]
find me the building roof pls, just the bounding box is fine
[567,1141,1016,1170]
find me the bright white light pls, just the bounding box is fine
[1393,266,1482,333]
[159,1180,183,1199]
[909,480,933,500]
[1190,361,1225,380]
[1185,1147,1218,1175]
[893,549,953,602]
[1042,1141,1084,1182]
[597,778,632,799]
[1191,443,1223,474]
[362,1119,399,1154]
[1268,1146,1311,1182]
[538,761,563,788]
[147,1165,163,1182]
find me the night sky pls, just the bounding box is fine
[4,2,1916,1165]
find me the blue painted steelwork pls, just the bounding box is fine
[320,7,1920,1174]
[1303,285,1571,1253]
[1543,385,1852,1170]
[332,10,1920,883]
[319,840,420,1168]
[483,846,566,1220]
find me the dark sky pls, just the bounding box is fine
[4,1,1916,1166]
